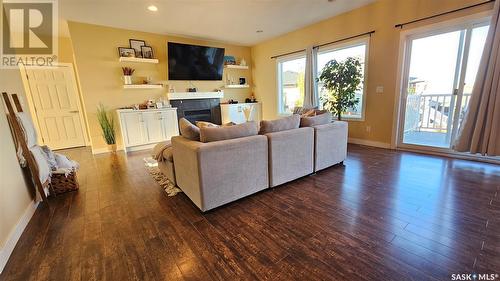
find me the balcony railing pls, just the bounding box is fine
[405,93,472,133]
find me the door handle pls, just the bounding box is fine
[69,110,79,113]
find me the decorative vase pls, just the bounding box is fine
[123,75,132,85]
[108,144,117,153]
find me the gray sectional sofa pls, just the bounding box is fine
[160,114,348,212]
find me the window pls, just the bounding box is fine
[277,54,306,115]
[317,38,369,120]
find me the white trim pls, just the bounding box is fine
[396,146,500,165]
[348,137,391,149]
[0,200,39,274]
[91,146,124,155]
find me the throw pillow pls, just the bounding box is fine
[179,118,200,141]
[196,121,220,129]
[300,112,332,127]
[200,121,258,143]
[259,114,300,134]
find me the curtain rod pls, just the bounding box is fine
[270,30,375,59]
[395,0,495,29]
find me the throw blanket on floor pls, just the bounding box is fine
[152,140,172,162]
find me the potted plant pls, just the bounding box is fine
[97,104,116,152]
[318,57,362,120]
[122,67,135,85]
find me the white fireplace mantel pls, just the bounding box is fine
[168,91,224,100]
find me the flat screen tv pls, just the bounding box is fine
[168,42,225,81]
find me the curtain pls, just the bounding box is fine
[454,0,500,156]
[303,46,319,108]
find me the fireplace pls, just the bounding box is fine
[170,98,221,124]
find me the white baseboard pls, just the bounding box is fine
[348,138,392,149]
[0,200,39,274]
[91,146,124,155]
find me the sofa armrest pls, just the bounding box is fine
[172,135,269,211]
[265,127,314,187]
[313,121,348,171]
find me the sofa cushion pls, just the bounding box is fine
[179,118,200,141]
[162,146,174,162]
[259,114,300,134]
[200,121,258,143]
[300,112,332,127]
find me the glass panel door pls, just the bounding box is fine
[400,22,489,149]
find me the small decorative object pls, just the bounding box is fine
[318,57,362,120]
[118,47,135,58]
[122,67,135,85]
[239,77,246,85]
[147,99,155,109]
[251,94,256,102]
[224,55,236,65]
[129,39,146,57]
[240,58,247,66]
[141,46,154,59]
[97,104,116,153]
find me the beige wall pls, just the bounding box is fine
[0,70,35,250]
[251,0,493,145]
[67,22,253,152]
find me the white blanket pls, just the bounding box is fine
[29,146,51,185]
[15,112,38,148]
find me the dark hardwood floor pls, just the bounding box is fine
[1,144,499,281]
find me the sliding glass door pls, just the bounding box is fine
[399,20,489,150]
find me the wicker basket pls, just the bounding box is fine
[50,171,79,195]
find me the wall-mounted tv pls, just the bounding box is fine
[168,42,225,81]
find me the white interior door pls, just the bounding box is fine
[24,65,86,150]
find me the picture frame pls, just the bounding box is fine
[118,47,136,58]
[129,39,146,58]
[141,46,154,59]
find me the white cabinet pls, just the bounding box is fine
[117,108,179,152]
[220,103,262,124]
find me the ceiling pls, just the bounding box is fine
[59,0,375,46]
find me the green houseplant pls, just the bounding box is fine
[318,57,363,120]
[97,104,116,152]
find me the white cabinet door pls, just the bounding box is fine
[160,110,179,140]
[142,112,164,143]
[121,112,145,146]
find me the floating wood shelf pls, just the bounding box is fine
[123,84,163,89]
[119,57,159,64]
[224,65,249,70]
[225,84,250,89]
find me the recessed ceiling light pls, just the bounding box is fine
[147,5,158,12]
[256,30,263,33]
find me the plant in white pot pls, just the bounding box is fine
[122,67,135,85]
[318,57,362,120]
[97,104,116,152]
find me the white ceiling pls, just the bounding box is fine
[59,0,375,46]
